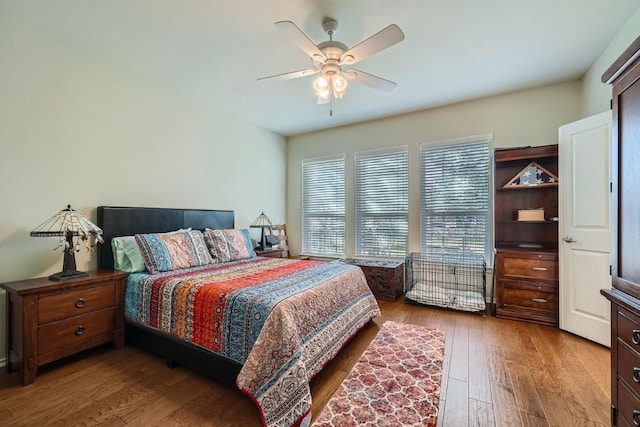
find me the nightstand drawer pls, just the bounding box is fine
[501,257,558,281]
[38,283,115,324]
[38,309,115,355]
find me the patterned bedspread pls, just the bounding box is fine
[124,257,380,427]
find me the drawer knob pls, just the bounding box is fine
[633,367,640,383]
[75,326,85,336]
[633,330,640,345]
[634,410,640,426]
[531,267,548,271]
[531,298,548,303]
[75,298,86,308]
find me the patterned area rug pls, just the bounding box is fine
[311,321,446,427]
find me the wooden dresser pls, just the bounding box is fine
[1,269,128,385]
[600,35,640,426]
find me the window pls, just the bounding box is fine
[355,147,408,258]
[420,136,492,260]
[301,155,346,256]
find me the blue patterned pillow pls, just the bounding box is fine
[135,230,213,274]
[203,228,256,263]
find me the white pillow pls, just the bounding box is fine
[111,236,146,273]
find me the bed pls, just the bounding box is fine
[96,206,380,427]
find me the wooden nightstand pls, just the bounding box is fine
[1,269,128,385]
[255,248,286,258]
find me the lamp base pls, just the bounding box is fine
[48,270,89,281]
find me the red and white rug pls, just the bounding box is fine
[311,321,446,427]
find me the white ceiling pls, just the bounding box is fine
[2,0,638,136]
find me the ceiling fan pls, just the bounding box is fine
[258,17,405,108]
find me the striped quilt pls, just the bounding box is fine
[124,257,380,427]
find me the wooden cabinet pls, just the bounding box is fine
[495,248,559,326]
[1,269,128,385]
[600,35,640,426]
[494,144,559,326]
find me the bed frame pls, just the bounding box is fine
[97,206,242,384]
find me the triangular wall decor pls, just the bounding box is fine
[503,161,558,189]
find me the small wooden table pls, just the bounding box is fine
[255,248,286,258]
[340,258,404,301]
[1,269,128,385]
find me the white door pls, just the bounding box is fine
[559,111,612,347]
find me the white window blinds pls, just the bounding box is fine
[355,147,408,258]
[420,137,491,259]
[301,155,346,256]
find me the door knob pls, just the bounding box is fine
[562,235,576,243]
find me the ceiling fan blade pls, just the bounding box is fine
[340,24,405,65]
[346,69,397,91]
[257,68,319,81]
[275,21,326,61]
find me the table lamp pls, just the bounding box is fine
[30,205,104,281]
[250,212,272,250]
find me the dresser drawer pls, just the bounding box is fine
[618,308,640,354]
[501,257,558,281]
[500,286,558,312]
[619,340,640,398]
[618,378,640,427]
[38,283,115,324]
[38,309,115,355]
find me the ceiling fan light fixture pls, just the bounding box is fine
[332,74,348,98]
[313,75,330,98]
[314,73,348,99]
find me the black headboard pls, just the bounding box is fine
[97,206,235,269]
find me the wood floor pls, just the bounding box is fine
[0,299,610,426]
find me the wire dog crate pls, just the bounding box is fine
[404,252,487,314]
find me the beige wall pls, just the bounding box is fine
[582,7,640,116]
[287,80,583,259]
[0,14,286,366]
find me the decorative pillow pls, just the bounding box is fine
[111,236,147,273]
[135,229,213,273]
[203,228,256,263]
